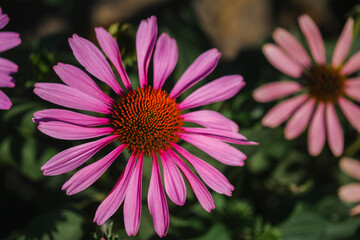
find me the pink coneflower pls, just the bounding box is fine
[0,7,21,110]
[33,16,254,237]
[339,157,360,216]
[253,15,360,157]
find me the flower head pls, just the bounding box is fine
[34,16,254,237]
[0,7,21,110]
[253,15,360,157]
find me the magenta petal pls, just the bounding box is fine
[332,18,354,67]
[338,97,360,132]
[0,72,14,87]
[0,12,9,29]
[41,135,117,175]
[308,102,326,156]
[253,81,302,102]
[94,151,138,225]
[173,144,234,196]
[68,34,122,94]
[37,121,113,140]
[168,149,215,212]
[0,32,21,52]
[178,75,244,109]
[148,154,169,237]
[124,155,144,236]
[326,103,343,157]
[0,89,12,110]
[182,110,239,132]
[62,144,126,195]
[180,133,246,166]
[170,48,221,99]
[0,57,18,73]
[153,33,178,90]
[136,16,157,88]
[342,51,360,75]
[95,27,132,90]
[160,151,186,206]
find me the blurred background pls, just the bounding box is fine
[1,0,360,239]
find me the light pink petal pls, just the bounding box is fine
[350,204,360,216]
[178,75,244,109]
[0,72,14,87]
[95,27,132,90]
[338,183,360,202]
[62,144,126,195]
[54,63,113,105]
[170,49,221,99]
[180,133,246,166]
[326,103,344,157]
[342,51,360,75]
[68,34,122,94]
[153,33,178,90]
[34,83,111,114]
[0,57,18,73]
[338,97,360,132]
[0,32,21,52]
[0,12,9,29]
[284,98,315,139]
[262,94,309,127]
[159,151,186,205]
[273,28,311,67]
[172,144,234,196]
[346,78,360,88]
[124,154,144,236]
[332,18,354,67]
[340,157,360,181]
[94,151,138,225]
[136,16,157,88]
[41,135,117,175]
[253,81,302,102]
[345,85,360,102]
[167,149,215,212]
[0,89,11,110]
[181,110,239,132]
[37,121,113,140]
[148,154,169,237]
[298,14,326,65]
[308,102,326,156]
[263,44,303,78]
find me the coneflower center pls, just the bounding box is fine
[111,86,183,155]
[305,65,346,102]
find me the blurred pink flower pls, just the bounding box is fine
[253,14,360,157]
[0,7,21,110]
[34,16,254,237]
[339,157,360,216]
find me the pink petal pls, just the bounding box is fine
[181,110,239,132]
[326,103,343,157]
[307,102,326,156]
[284,98,315,139]
[180,133,246,166]
[159,151,186,205]
[148,154,169,237]
[167,149,215,212]
[273,28,311,67]
[62,144,126,195]
[263,44,303,78]
[124,154,144,236]
[338,183,360,202]
[136,16,157,88]
[298,14,326,65]
[0,12,9,29]
[153,33,178,90]
[172,143,234,196]
[0,72,14,87]
[253,81,302,102]
[346,78,360,88]
[0,57,18,73]
[95,27,132,90]
[345,85,360,102]
[350,204,360,216]
[170,49,221,99]
[332,18,354,67]
[0,32,21,52]
[68,34,122,94]
[94,151,138,225]
[338,97,360,132]
[262,94,309,127]
[41,135,117,175]
[0,89,11,110]
[37,121,113,140]
[342,51,360,75]
[340,157,360,181]
[178,75,244,109]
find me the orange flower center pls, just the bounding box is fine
[111,86,183,155]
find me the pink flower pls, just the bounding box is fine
[0,7,21,110]
[253,14,360,157]
[338,157,360,216]
[34,16,254,237]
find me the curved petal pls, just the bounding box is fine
[0,57,18,73]
[339,157,360,181]
[181,110,239,132]
[332,18,354,67]
[298,14,326,65]
[178,75,244,109]
[0,32,21,52]
[338,97,360,132]
[338,183,360,203]
[253,81,302,102]
[170,49,221,99]
[0,12,9,29]
[136,16,157,88]
[0,89,11,110]
[342,52,360,75]
[308,102,326,156]
[326,103,343,157]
